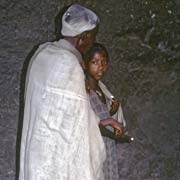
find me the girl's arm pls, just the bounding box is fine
[99,118,124,136]
[99,124,133,143]
[99,123,116,139]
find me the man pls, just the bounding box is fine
[19,4,106,180]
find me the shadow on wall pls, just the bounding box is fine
[54,5,71,40]
[15,45,39,180]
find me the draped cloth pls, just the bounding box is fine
[19,39,106,180]
[88,82,126,180]
[98,81,126,127]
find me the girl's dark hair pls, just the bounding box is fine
[84,43,109,66]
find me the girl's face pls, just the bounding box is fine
[87,50,109,81]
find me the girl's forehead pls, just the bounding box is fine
[93,50,108,57]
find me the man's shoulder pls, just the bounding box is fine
[37,41,78,62]
[30,41,80,73]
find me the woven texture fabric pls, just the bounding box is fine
[19,39,106,180]
[89,90,120,180]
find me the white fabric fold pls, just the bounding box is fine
[98,81,126,127]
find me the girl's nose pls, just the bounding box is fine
[98,63,103,70]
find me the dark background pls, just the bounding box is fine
[0,0,180,180]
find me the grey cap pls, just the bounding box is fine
[61,4,99,37]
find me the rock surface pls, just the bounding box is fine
[0,0,180,180]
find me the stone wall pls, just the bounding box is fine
[0,0,179,179]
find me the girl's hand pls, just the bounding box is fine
[111,120,124,136]
[109,99,120,116]
[114,127,124,137]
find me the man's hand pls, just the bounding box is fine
[115,134,134,143]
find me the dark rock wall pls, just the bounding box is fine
[0,0,179,180]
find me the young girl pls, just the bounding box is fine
[84,43,132,180]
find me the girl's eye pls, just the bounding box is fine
[91,61,97,65]
[103,60,108,65]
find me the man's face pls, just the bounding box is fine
[77,28,98,54]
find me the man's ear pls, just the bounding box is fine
[80,32,88,40]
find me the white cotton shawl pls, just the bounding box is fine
[98,81,126,127]
[19,39,106,180]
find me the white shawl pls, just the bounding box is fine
[98,81,126,127]
[19,39,106,180]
